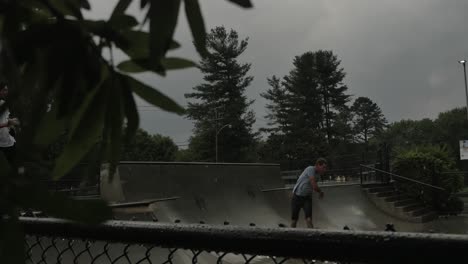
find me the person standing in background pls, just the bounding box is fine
[0,82,19,165]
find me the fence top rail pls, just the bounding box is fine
[117,161,280,167]
[360,164,445,191]
[20,217,468,263]
[282,167,361,174]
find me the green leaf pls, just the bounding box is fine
[33,75,68,149]
[117,60,147,73]
[46,0,74,17]
[141,0,150,9]
[17,3,53,24]
[69,67,108,137]
[0,216,24,264]
[119,73,185,115]
[33,102,68,149]
[105,78,124,172]
[162,57,197,70]
[51,68,109,180]
[116,30,180,60]
[227,0,253,8]
[51,99,106,180]
[149,0,181,69]
[80,19,129,49]
[118,57,196,73]
[30,13,55,25]
[121,83,139,143]
[117,30,150,58]
[109,14,139,29]
[110,0,132,19]
[66,0,84,18]
[184,0,208,57]
[65,0,91,11]
[51,120,104,180]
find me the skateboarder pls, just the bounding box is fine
[290,158,327,228]
[0,82,19,165]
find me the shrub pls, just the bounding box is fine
[392,145,464,213]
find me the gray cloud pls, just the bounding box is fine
[87,0,468,145]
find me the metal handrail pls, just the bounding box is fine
[21,217,468,263]
[118,161,280,166]
[441,171,468,175]
[360,164,445,191]
[56,185,99,193]
[282,167,362,173]
[261,182,362,192]
[109,197,180,208]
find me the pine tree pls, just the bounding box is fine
[261,51,351,161]
[332,106,354,143]
[185,26,257,162]
[352,97,387,145]
[262,76,289,134]
[312,50,351,143]
[281,53,325,159]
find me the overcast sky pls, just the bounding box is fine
[87,0,468,147]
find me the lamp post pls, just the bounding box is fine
[215,124,231,163]
[459,60,468,120]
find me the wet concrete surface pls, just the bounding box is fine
[101,162,468,234]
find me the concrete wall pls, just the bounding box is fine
[101,162,281,203]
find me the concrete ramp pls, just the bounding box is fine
[101,162,427,231]
[101,162,289,227]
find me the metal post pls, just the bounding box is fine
[215,124,230,163]
[215,133,218,163]
[431,163,440,210]
[215,108,218,163]
[464,63,468,120]
[459,60,468,120]
[360,165,363,185]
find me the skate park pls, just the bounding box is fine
[100,162,468,234]
[23,161,468,264]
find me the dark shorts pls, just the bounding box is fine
[0,144,16,165]
[291,193,312,220]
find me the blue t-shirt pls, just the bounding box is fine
[292,166,319,196]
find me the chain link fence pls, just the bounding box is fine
[26,236,324,264]
[22,217,468,264]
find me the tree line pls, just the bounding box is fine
[377,108,468,170]
[127,26,388,167]
[130,26,468,172]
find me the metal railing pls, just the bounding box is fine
[22,217,468,264]
[359,164,445,191]
[281,167,362,186]
[359,164,452,214]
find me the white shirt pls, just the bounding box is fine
[0,100,15,147]
[293,166,320,196]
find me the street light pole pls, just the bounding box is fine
[215,124,231,163]
[459,60,468,120]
